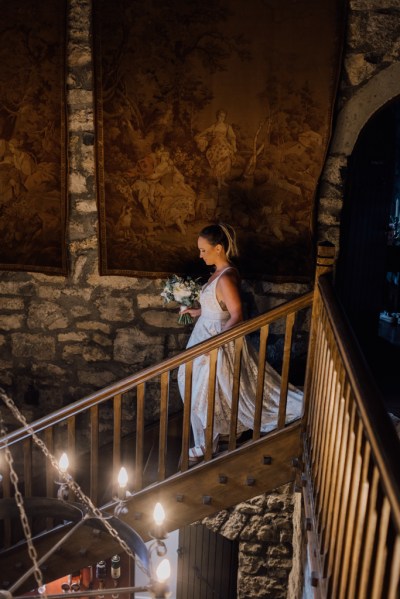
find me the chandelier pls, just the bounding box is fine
[0,394,172,599]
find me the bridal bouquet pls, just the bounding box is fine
[161,274,201,324]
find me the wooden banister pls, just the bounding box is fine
[0,289,311,574]
[0,291,313,450]
[302,272,400,598]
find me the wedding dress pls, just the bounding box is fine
[177,267,304,452]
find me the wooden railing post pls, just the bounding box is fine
[303,241,336,417]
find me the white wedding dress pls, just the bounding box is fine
[177,267,304,451]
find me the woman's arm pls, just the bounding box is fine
[217,271,243,330]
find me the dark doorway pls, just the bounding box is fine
[335,99,400,410]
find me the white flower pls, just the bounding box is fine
[173,284,192,302]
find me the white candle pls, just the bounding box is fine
[395,198,399,219]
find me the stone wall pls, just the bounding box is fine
[0,0,310,416]
[317,0,400,250]
[202,484,303,599]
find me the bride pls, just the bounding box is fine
[177,223,303,465]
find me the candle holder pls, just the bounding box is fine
[113,466,132,516]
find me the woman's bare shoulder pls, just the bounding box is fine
[219,267,240,288]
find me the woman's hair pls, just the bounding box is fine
[199,223,239,260]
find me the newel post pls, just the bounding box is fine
[302,242,336,419]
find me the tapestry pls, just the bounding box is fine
[0,1,67,275]
[94,0,345,280]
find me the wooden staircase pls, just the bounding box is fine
[0,291,312,592]
[1,245,399,598]
[0,422,302,590]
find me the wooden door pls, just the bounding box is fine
[176,523,238,599]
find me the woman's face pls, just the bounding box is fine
[198,236,221,265]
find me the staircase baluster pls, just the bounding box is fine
[278,311,295,429]
[253,324,269,440]
[135,383,145,490]
[158,372,169,481]
[229,335,244,451]
[113,393,122,495]
[89,406,99,504]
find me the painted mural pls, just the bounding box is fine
[0,0,67,274]
[94,0,345,279]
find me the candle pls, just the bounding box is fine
[395,198,399,219]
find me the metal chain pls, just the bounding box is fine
[0,391,149,576]
[0,410,46,594]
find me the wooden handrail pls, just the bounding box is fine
[318,274,400,526]
[0,289,312,570]
[303,272,400,598]
[0,291,313,449]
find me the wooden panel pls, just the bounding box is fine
[177,523,238,599]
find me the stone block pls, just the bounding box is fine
[58,332,87,342]
[0,315,24,330]
[75,200,97,213]
[77,370,116,386]
[239,552,265,574]
[202,509,230,532]
[37,287,62,300]
[92,333,112,347]
[219,511,249,540]
[142,310,186,328]
[62,345,83,358]
[137,294,166,309]
[27,301,69,330]
[69,172,87,194]
[345,53,375,86]
[32,363,67,377]
[96,296,134,321]
[12,334,55,360]
[76,321,111,333]
[82,346,111,362]
[114,328,164,365]
[0,297,24,310]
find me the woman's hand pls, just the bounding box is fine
[180,307,201,318]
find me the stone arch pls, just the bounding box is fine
[330,63,400,156]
